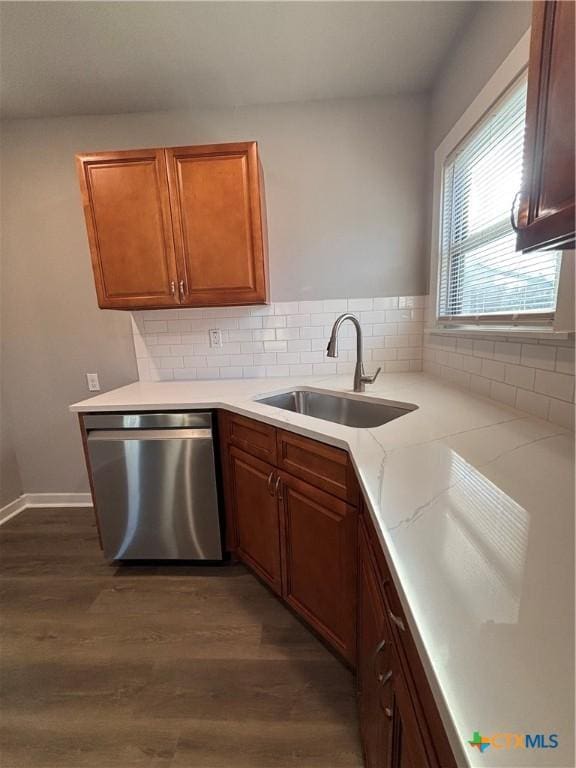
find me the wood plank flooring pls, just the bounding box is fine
[0,508,363,768]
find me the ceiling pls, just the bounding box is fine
[0,1,476,120]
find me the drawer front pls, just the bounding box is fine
[276,429,359,504]
[226,412,277,463]
[361,509,457,768]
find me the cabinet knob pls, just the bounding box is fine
[384,706,393,720]
[170,281,176,296]
[179,280,185,298]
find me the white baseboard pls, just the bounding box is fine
[0,493,93,525]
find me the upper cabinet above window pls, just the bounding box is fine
[76,141,269,310]
[516,0,575,252]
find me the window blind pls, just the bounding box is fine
[438,74,561,322]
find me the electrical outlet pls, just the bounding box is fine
[86,373,100,392]
[209,329,223,348]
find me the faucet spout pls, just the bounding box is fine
[326,313,381,392]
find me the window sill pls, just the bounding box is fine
[425,326,574,341]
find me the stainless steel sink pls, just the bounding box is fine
[255,389,417,428]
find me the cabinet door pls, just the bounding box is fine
[76,149,180,309]
[517,0,575,251]
[165,142,269,307]
[228,447,282,594]
[279,472,357,664]
[358,522,394,767]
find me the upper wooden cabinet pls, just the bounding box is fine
[76,141,269,310]
[76,149,180,309]
[517,0,575,251]
[165,143,268,307]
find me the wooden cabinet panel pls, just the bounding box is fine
[517,0,575,251]
[226,412,277,464]
[166,142,268,306]
[277,429,359,504]
[76,149,179,309]
[280,472,357,664]
[360,512,457,768]
[358,519,395,767]
[228,446,282,594]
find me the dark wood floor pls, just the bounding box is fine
[0,508,362,768]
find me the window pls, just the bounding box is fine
[437,73,561,324]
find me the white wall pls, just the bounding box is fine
[1,93,428,498]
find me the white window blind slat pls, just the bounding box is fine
[438,73,561,322]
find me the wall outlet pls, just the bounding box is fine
[86,373,100,392]
[209,329,223,348]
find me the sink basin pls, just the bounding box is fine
[255,389,417,428]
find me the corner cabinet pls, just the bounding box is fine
[218,411,458,767]
[516,0,575,251]
[76,142,269,310]
[219,412,359,665]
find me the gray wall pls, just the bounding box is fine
[1,93,428,497]
[1,387,22,507]
[429,0,532,149]
[423,0,532,289]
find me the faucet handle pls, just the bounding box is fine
[362,367,381,385]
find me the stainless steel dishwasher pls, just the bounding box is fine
[84,412,222,561]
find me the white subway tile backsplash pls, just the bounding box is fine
[298,300,324,314]
[289,364,313,376]
[424,327,575,430]
[262,315,287,329]
[556,346,575,375]
[494,341,521,364]
[287,339,311,353]
[534,369,575,402]
[373,297,399,310]
[274,301,300,315]
[133,297,426,383]
[240,341,264,354]
[504,363,535,391]
[548,399,575,430]
[323,299,348,312]
[275,328,300,341]
[237,316,263,330]
[481,359,506,382]
[490,381,517,407]
[515,389,550,420]
[520,343,556,370]
[263,341,287,352]
[287,313,310,327]
[348,298,373,311]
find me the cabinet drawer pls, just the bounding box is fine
[361,509,456,768]
[226,413,277,463]
[276,429,359,504]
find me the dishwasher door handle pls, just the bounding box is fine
[87,429,213,441]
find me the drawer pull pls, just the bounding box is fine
[378,670,392,685]
[372,638,387,676]
[274,475,283,501]
[389,610,405,632]
[267,471,275,496]
[384,706,393,720]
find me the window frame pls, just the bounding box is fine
[429,29,574,336]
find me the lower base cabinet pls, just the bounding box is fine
[220,412,456,768]
[358,518,399,767]
[280,471,357,664]
[228,446,283,595]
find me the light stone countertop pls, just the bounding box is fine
[71,372,575,767]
